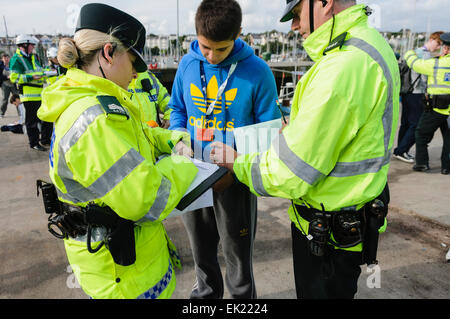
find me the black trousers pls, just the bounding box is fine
[40,120,53,145]
[394,93,424,155]
[1,123,23,134]
[23,100,41,148]
[23,100,53,147]
[182,182,257,299]
[415,109,450,170]
[291,222,362,299]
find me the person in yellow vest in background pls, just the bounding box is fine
[211,0,399,299]
[9,35,52,151]
[44,46,67,86]
[128,71,171,128]
[37,3,197,299]
[404,32,450,175]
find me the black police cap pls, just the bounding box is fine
[76,3,147,72]
[441,33,450,46]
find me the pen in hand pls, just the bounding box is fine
[276,99,288,124]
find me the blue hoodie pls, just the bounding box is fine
[169,38,280,161]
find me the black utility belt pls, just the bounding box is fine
[294,204,364,249]
[294,204,362,223]
[293,199,387,266]
[36,180,136,266]
[425,94,450,109]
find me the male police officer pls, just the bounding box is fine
[405,32,450,175]
[128,71,172,128]
[210,0,399,298]
[9,35,48,151]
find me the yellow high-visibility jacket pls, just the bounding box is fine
[128,71,171,126]
[44,64,67,86]
[9,48,45,102]
[404,51,450,115]
[233,5,400,251]
[37,67,198,299]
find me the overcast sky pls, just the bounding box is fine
[1,0,449,37]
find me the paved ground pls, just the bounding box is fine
[0,98,449,299]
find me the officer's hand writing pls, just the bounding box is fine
[33,75,43,80]
[210,142,238,172]
[279,117,289,133]
[160,119,170,129]
[174,141,193,158]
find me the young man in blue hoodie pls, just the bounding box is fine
[169,0,280,299]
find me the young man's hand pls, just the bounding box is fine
[209,142,238,172]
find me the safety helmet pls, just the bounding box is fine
[47,47,58,59]
[16,34,39,46]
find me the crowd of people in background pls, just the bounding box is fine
[396,31,450,175]
[0,40,64,150]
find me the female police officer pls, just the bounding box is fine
[37,3,197,299]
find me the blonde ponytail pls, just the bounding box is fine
[57,37,79,69]
[57,29,127,69]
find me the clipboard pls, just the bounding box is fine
[234,119,282,155]
[175,166,228,211]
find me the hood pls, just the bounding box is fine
[189,38,254,67]
[38,68,132,123]
[303,4,369,62]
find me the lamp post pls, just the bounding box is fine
[176,0,180,61]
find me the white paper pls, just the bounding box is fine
[234,119,282,155]
[166,158,218,218]
[44,70,58,77]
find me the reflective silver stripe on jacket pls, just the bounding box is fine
[330,37,395,176]
[273,134,326,185]
[433,58,440,86]
[137,175,172,223]
[250,37,395,195]
[20,94,42,98]
[428,59,450,89]
[344,37,394,154]
[148,72,160,97]
[409,57,420,70]
[251,155,270,197]
[17,55,32,72]
[429,59,450,90]
[330,151,391,177]
[429,84,450,89]
[57,104,145,203]
[148,72,171,108]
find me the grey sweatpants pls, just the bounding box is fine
[182,181,257,299]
